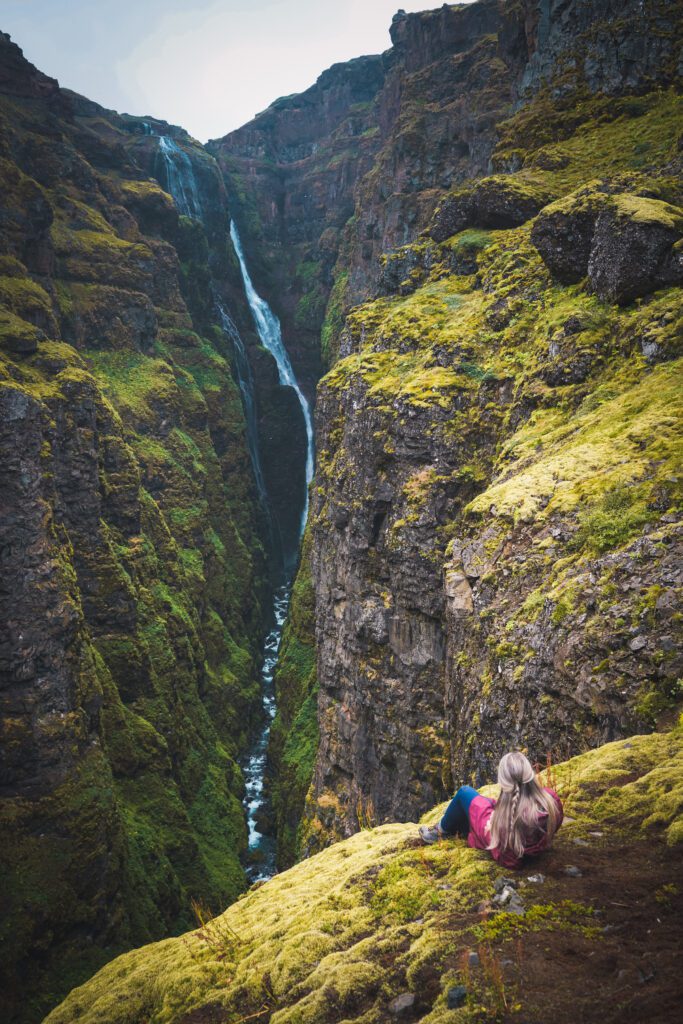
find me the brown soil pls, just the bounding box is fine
[473,831,683,1024]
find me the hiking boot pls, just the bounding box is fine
[419,822,445,844]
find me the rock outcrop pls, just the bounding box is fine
[278,0,683,849]
[0,33,278,1023]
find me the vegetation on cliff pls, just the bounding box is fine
[46,719,683,1024]
[0,35,268,1023]
[304,70,683,843]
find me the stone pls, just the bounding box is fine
[530,186,606,282]
[468,951,480,968]
[527,873,545,884]
[564,865,583,877]
[588,195,683,304]
[446,986,468,1010]
[629,636,648,652]
[429,175,556,243]
[389,993,415,1015]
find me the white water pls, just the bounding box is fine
[157,135,203,221]
[242,582,290,881]
[230,220,315,536]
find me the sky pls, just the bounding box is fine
[0,0,473,141]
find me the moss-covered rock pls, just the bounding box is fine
[588,194,683,304]
[44,721,683,1024]
[429,175,557,244]
[531,184,683,301]
[0,33,268,1024]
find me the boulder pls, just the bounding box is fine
[588,195,683,304]
[529,185,608,283]
[531,186,683,302]
[429,175,556,243]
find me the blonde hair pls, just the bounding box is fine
[488,751,560,860]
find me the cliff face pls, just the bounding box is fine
[230,0,682,853]
[2,0,683,1016]
[0,34,278,1022]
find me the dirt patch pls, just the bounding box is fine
[464,831,683,1023]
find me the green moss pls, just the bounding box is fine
[0,309,43,351]
[572,483,651,553]
[466,359,683,528]
[45,722,683,1024]
[320,269,349,366]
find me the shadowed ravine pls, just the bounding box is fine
[230,225,315,879]
[153,133,315,880]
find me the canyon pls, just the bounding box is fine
[0,1,682,1022]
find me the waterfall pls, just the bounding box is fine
[229,220,315,536]
[157,135,203,221]
[229,219,316,881]
[150,132,310,879]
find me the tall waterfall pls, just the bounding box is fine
[157,135,203,221]
[230,220,315,536]
[150,134,309,880]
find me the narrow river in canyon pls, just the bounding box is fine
[153,130,314,881]
[230,221,315,880]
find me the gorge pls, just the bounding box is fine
[1,1,682,1022]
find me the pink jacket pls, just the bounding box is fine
[467,787,563,869]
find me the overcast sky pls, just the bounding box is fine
[0,0,473,141]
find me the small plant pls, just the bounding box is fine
[182,898,245,967]
[356,796,376,831]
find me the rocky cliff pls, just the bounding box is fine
[2,0,683,1018]
[214,0,683,856]
[0,32,297,1022]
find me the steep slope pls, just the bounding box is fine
[0,34,272,1022]
[45,720,683,1024]
[219,0,683,857]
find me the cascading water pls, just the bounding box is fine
[230,220,315,535]
[152,133,312,880]
[230,219,315,881]
[157,135,203,221]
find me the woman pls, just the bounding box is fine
[419,751,563,869]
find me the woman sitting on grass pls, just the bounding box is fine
[419,751,563,869]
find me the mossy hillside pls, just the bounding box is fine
[309,118,682,840]
[268,529,319,869]
[0,57,268,1022]
[45,721,683,1024]
[0,338,256,960]
[493,87,683,192]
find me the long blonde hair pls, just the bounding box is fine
[488,751,560,860]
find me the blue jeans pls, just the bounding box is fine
[440,785,479,837]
